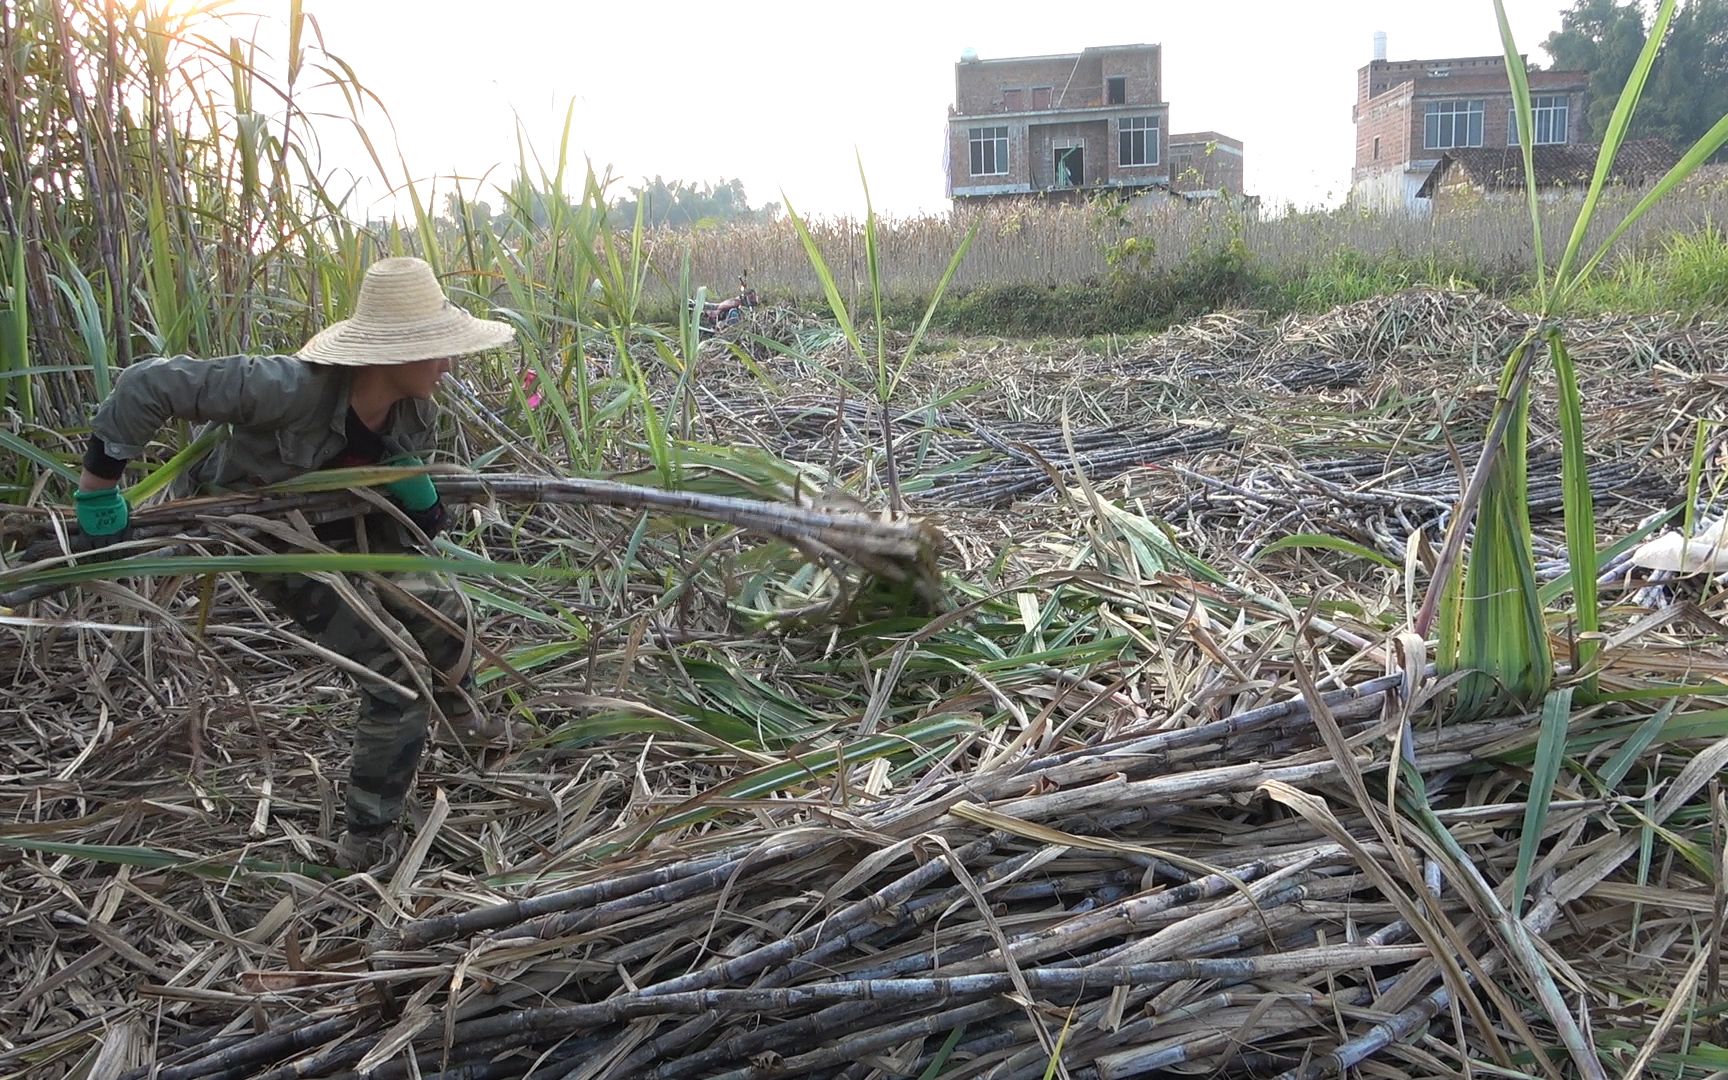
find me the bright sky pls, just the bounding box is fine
[252,0,1579,221]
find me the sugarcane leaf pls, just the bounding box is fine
[1553,0,1679,290]
[1400,761,1593,1078]
[917,1025,969,1080]
[0,835,339,879]
[1513,687,1574,917]
[129,423,230,505]
[1569,107,1728,296]
[782,193,863,359]
[0,551,574,591]
[0,429,77,482]
[1256,533,1399,569]
[602,712,981,854]
[1537,506,1677,606]
[1547,332,1598,694]
[1493,0,1547,296]
[890,215,978,400]
[1599,701,1679,793]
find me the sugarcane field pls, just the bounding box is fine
[10,1,1728,1078]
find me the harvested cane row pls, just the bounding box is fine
[688,392,1241,508]
[910,421,1238,508]
[675,289,1722,529]
[1129,444,1672,561]
[97,662,1699,1080]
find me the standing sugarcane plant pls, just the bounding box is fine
[784,154,978,511]
[1422,0,1728,716]
[1404,6,1728,1074]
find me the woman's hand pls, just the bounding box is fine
[73,470,130,542]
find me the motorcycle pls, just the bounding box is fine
[688,274,759,336]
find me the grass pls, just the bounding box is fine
[1566,222,1728,314]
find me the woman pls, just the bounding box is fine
[74,257,525,873]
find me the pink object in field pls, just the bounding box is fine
[519,358,607,410]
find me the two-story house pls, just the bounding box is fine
[1351,34,1590,213]
[946,44,1243,204]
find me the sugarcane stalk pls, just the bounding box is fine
[348,1032,612,1080]
[1018,671,1414,775]
[602,847,1043,1076]
[396,837,820,949]
[233,1037,372,1080]
[136,1015,361,1080]
[642,1001,888,1080]
[416,1060,550,1080]
[8,473,936,556]
[1266,736,1728,1079]
[577,906,814,1080]
[233,951,1423,1080]
[235,834,1010,1079]
[704,997,1018,1080]
[1,471,945,613]
[850,850,1312,983]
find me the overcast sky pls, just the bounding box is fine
[239,0,1582,220]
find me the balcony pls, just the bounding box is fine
[957,89,1167,121]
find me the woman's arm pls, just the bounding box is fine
[89,352,311,465]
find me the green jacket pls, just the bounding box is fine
[91,353,437,496]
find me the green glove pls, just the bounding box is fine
[74,487,130,537]
[383,455,439,512]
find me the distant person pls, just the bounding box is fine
[73,257,528,874]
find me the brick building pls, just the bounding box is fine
[1350,33,1589,213]
[1169,131,1245,196]
[945,44,1244,204]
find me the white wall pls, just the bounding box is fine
[1349,168,1432,216]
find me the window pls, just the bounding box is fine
[1119,116,1158,166]
[1054,146,1084,187]
[1002,88,1023,111]
[1509,95,1569,145]
[1031,86,1053,109]
[969,126,1009,176]
[1373,136,1381,160]
[1106,76,1126,104]
[1424,99,1484,150]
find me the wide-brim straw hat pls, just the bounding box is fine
[297,257,515,366]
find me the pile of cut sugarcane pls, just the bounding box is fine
[106,661,1710,1080]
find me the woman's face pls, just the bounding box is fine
[395,356,454,399]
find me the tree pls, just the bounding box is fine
[1543,0,1728,155]
[1543,0,1648,140]
[607,177,781,230]
[440,193,500,235]
[1639,0,1728,149]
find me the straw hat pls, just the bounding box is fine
[297,257,514,366]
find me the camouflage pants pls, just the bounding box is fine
[248,566,472,830]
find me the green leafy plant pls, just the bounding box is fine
[784,154,977,510]
[1402,9,1728,1072]
[1423,0,1728,715]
